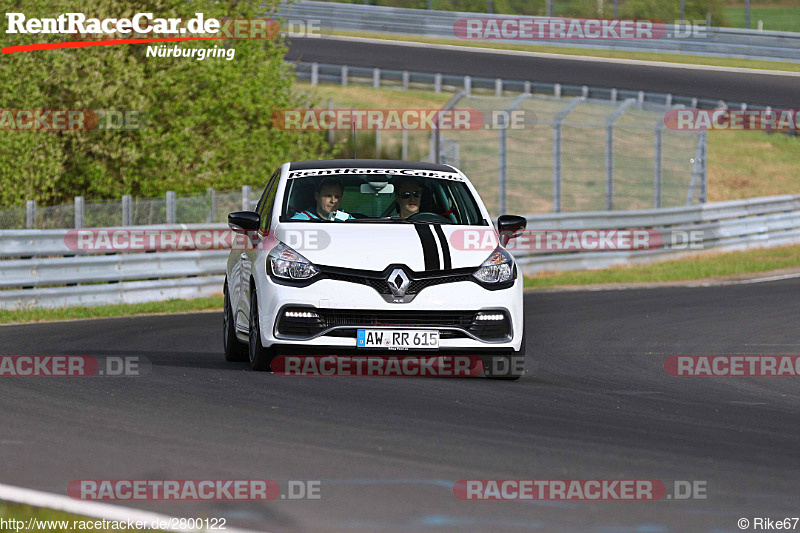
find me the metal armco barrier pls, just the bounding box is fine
[280,1,800,62]
[1,195,799,308]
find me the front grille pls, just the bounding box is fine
[276,308,511,341]
[324,270,473,296]
[318,310,475,328]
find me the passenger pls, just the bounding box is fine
[393,178,424,218]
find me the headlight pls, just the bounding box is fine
[268,242,320,280]
[473,247,515,283]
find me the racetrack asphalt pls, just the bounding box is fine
[285,36,800,108]
[2,278,799,532]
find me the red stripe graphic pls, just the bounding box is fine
[2,37,226,54]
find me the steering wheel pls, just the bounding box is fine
[407,212,452,223]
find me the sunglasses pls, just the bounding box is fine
[398,191,422,199]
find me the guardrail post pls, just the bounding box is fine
[524,81,531,94]
[74,196,84,228]
[341,65,348,87]
[554,83,561,98]
[637,91,645,107]
[464,76,471,96]
[665,93,672,106]
[434,73,442,93]
[402,70,409,90]
[26,200,36,229]
[206,188,215,223]
[241,186,251,212]
[122,195,132,226]
[691,97,698,108]
[610,88,617,102]
[373,68,380,89]
[582,86,589,98]
[311,62,319,86]
[605,99,636,211]
[495,78,503,96]
[552,97,583,213]
[375,129,382,158]
[166,191,176,224]
[401,129,408,160]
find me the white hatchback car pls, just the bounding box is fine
[223,160,528,379]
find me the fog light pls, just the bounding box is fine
[475,313,504,321]
[285,311,319,319]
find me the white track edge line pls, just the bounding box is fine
[311,35,800,77]
[0,482,266,533]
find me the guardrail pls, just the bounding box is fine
[514,195,800,273]
[2,195,799,308]
[294,61,794,118]
[280,1,800,62]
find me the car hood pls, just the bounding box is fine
[274,222,500,272]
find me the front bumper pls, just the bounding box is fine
[255,273,524,352]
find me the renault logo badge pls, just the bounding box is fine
[387,268,410,297]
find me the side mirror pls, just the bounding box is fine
[497,215,527,246]
[228,211,260,234]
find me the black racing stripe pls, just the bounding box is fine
[414,224,440,271]
[432,225,451,270]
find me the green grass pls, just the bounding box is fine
[523,244,800,289]
[0,501,170,533]
[327,29,800,72]
[723,6,800,32]
[0,296,223,325]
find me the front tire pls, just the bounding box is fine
[249,291,275,371]
[223,282,248,362]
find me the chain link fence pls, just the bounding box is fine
[0,188,265,230]
[432,93,705,216]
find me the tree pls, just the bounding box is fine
[0,0,332,205]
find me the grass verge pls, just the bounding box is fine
[723,6,800,32]
[523,244,800,289]
[324,30,800,73]
[0,501,168,533]
[0,296,223,325]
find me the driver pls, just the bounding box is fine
[393,178,423,218]
[291,177,353,221]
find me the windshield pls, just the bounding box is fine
[280,173,488,225]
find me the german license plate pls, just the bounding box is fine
[357,329,439,349]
